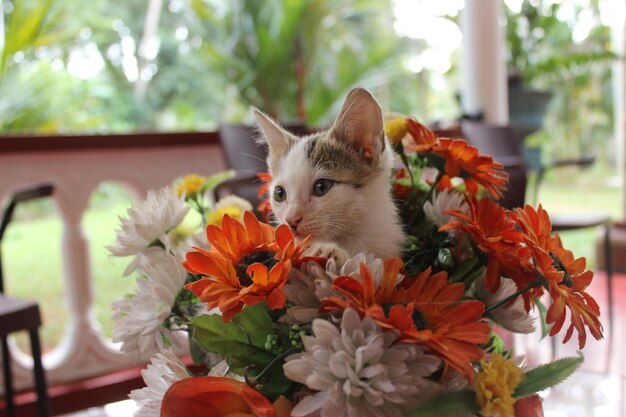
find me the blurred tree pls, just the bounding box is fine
[191,0,406,124]
[505,0,615,160]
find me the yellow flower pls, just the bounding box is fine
[384,117,408,145]
[175,174,206,198]
[474,353,525,417]
[207,195,253,226]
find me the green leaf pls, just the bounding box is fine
[514,354,584,398]
[406,390,479,417]
[535,298,552,339]
[201,169,237,194]
[191,304,296,398]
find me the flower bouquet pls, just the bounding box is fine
[110,118,603,417]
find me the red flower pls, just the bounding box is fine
[441,197,532,294]
[393,167,412,200]
[161,376,293,417]
[321,259,490,381]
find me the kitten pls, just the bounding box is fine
[254,87,405,264]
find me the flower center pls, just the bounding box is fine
[550,252,573,288]
[236,250,278,287]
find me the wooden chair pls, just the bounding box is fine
[461,121,613,348]
[0,185,53,417]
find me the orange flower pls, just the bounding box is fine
[404,120,508,199]
[257,172,273,222]
[161,376,293,417]
[514,205,603,348]
[183,212,302,322]
[406,118,437,152]
[433,138,508,200]
[321,259,490,381]
[393,167,412,200]
[441,197,532,294]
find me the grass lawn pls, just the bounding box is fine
[2,168,621,352]
[3,197,135,352]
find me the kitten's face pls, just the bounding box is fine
[269,132,382,241]
[255,88,388,242]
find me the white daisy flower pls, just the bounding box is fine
[423,189,468,228]
[474,276,535,334]
[283,308,441,417]
[108,186,189,276]
[129,349,190,417]
[112,248,188,357]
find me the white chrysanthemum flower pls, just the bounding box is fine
[112,249,187,357]
[108,186,189,276]
[283,309,441,417]
[423,189,468,228]
[129,349,190,417]
[475,276,535,334]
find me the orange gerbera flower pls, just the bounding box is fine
[441,197,532,294]
[393,167,412,200]
[514,205,603,348]
[321,259,490,381]
[433,138,508,200]
[404,120,508,199]
[257,172,273,222]
[406,118,437,152]
[183,211,305,322]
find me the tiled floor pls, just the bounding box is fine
[64,272,624,417]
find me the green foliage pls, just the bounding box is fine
[406,389,479,417]
[192,303,297,398]
[515,354,584,398]
[192,0,401,124]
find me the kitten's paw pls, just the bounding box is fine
[305,242,349,267]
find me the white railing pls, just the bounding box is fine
[0,132,226,392]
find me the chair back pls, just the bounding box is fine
[460,121,527,209]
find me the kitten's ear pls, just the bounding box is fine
[331,88,385,164]
[253,108,296,158]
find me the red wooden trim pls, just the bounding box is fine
[0,358,205,417]
[0,131,221,154]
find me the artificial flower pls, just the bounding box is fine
[283,308,441,417]
[108,186,189,275]
[384,117,409,145]
[474,352,525,417]
[129,349,190,417]
[112,249,187,357]
[161,376,292,417]
[208,194,253,226]
[175,174,206,198]
[183,212,299,322]
[321,261,490,381]
[474,276,535,334]
[442,196,532,294]
[514,205,603,348]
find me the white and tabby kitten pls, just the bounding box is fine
[254,88,404,264]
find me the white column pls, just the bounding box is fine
[612,1,626,218]
[460,0,509,125]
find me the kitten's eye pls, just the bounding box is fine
[273,185,287,202]
[313,179,334,197]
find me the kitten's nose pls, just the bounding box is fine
[287,215,303,231]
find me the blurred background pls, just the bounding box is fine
[0,0,624,416]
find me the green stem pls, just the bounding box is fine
[249,347,297,386]
[409,171,444,228]
[484,276,546,315]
